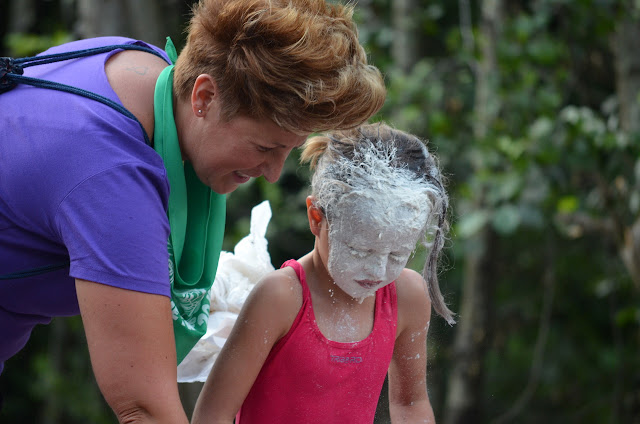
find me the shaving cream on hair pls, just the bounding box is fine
[313,140,437,301]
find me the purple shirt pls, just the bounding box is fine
[0,37,172,372]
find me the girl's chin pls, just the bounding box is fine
[352,290,376,304]
[336,284,378,303]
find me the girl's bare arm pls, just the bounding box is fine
[191,267,303,424]
[388,268,436,423]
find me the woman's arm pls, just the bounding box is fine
[191,267,303,424]
[388,269,436,424]
[76,279,188,424]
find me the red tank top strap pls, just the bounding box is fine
[375,281,398,336]
[280,259,311,300]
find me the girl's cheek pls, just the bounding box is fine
[387,264,405,283]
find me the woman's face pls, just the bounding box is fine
[178,83,308,194]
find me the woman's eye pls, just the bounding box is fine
[349,248,367,258]
[257,145,273,153]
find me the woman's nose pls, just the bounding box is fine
[261,150,289,183]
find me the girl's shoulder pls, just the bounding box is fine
[394,268,432,331]
[254,266,303,302]
[243,267,304,338]
[395,268,431,302]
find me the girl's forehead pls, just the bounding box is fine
[329,201,425,251]
[330,193,429,229]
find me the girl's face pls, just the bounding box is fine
[325,196,427,301]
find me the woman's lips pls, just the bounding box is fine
[233,171,251,184]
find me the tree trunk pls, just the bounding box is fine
[444,227,496,424]
[612,16,640,290]
[472,0,502,140]
[444,1,503,423]
[8,0,37,33]
[75,0,127,39]
[391,0,419,74]
[124,0,166,48]
[75,0,175,48]
[612,17,640,134]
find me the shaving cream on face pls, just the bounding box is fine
[312,138,441,302]
[327,194,428,301]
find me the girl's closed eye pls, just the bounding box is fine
[348,247,368,258]
[389,253,405,262]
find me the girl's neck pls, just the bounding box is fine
[298,250,376,343]
[301,250,372,306]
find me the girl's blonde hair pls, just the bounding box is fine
[301,122,455,325]
[173,0,386,134]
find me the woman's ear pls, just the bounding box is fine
[306,196,324,236]
[191,74,218,116]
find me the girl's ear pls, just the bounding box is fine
[306,196,324,236]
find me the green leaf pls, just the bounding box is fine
[557,196,579,213]
[615,306,640,327]
[492,204,521,234]
[528,117,554,140]
[457,210,490,238]
[487,173,523,204]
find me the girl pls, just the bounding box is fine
[192,123,455,424]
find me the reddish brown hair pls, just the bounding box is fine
[173,0,386,133]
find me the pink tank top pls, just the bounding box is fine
[236,259,398,424]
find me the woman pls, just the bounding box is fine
[0,0,386,422]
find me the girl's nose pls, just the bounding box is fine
[365,256,387,279]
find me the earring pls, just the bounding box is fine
[198,109,202,114]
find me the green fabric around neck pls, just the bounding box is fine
[153,37,226,364]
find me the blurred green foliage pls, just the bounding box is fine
[5,31,72,57]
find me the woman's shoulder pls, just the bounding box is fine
[41,37,146,54]
[105,46,169,138]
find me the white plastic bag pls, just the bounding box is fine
[177,200,275,382]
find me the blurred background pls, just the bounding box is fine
[1,0,639,423]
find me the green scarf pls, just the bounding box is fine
[153,37,226,364]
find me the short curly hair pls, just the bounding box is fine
[173,0,386,134]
